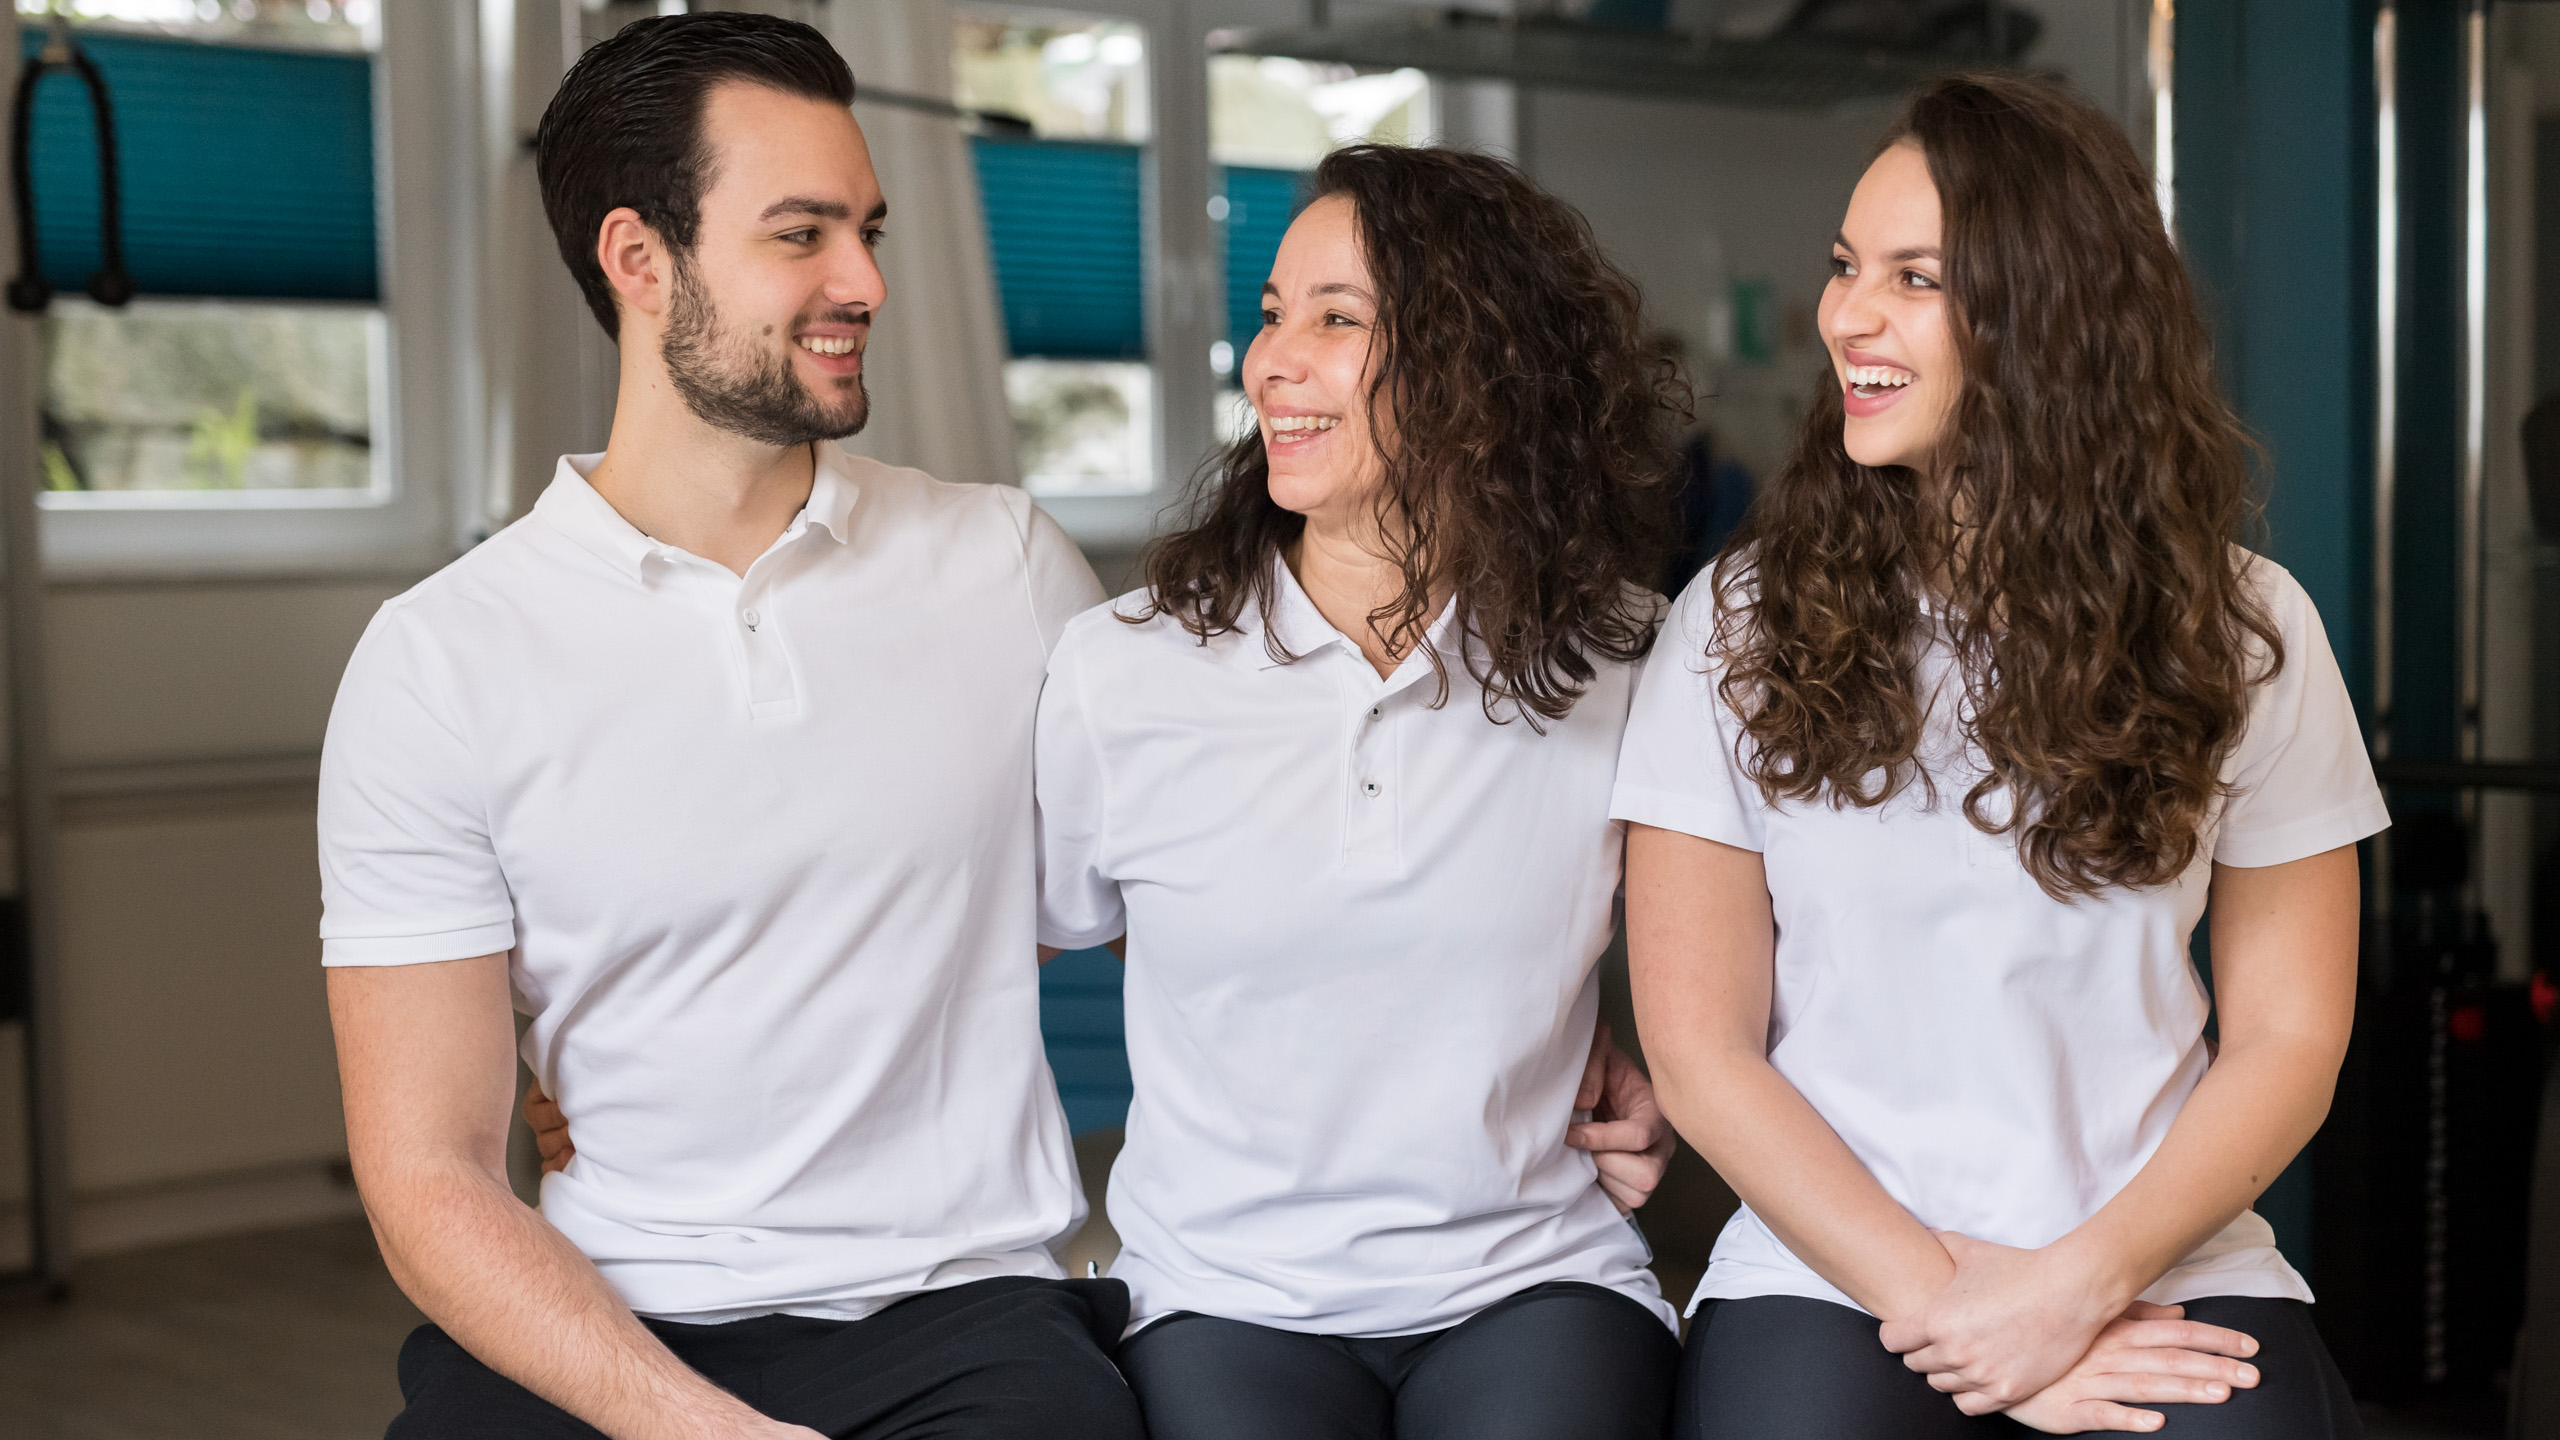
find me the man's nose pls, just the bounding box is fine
[826,236,887,312]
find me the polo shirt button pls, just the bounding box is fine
[743,609,760,630]
[1362,780,1381,797]
[1367,705,1381,720]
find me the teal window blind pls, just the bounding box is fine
[1039,946,1130,1135]
[969,135,1144,361]
[19,26,376,302]
[1218,165,1305,362]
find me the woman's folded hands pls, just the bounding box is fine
[1881,1231,2263,1434]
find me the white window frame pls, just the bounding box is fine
[32,2,479,578]
[968,0,1217,553]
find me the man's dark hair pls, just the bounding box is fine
[535,12,855,338]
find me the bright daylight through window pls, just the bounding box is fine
[17,0,384,510]
[1206,52,1427,436]
[956,11,1154,500]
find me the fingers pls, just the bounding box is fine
[2092,1347,2259,1388]
[1577,1023,1611,1112]
[2067,1371,2239,1406]
[1876,1318,1926,1355]
[1567,1118,1663,1154]
[2048,1401,2166,1434]
[1951,1389,2007,1416]
[1591,1151,1667,1210]
[2106,1319,2259,1359]
[2118,1301,2186,1321]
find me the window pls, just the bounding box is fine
[955,11,1156,499]
[1206,58,1429,392]
[17,4,384,514]
[40,300,384,505]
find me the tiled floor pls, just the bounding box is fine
[0,1216,2514,1439]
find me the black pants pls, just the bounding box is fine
[383,1276,1144,1440]
[1676,1294,2363,1439]
[1116,1279,1680,1440]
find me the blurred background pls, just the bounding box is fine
[0,0,2549,1435]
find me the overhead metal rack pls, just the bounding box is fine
[1208,8,2028,110]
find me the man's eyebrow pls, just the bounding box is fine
[757,196,863,223]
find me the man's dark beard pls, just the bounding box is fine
[659,255,869,447]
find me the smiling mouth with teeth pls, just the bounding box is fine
[1845,363,1915,398]
[1266,415,1339,436]
[799,335,859,357]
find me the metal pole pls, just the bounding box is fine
[2371,3,2398,933]
[2147,0,2174,239]
[0,18,67,1298]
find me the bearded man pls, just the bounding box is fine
[316,14,1139,1439]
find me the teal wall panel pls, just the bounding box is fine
[2173,0,2380,1285]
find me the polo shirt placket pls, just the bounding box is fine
[644,524,814,722]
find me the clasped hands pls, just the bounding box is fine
[1880,1232,2263,1434]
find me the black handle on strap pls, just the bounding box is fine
[8,30,134,313]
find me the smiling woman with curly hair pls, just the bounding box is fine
[1617,73,2385,1439]
[1034,144,1689,1440]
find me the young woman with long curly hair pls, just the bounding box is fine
[1034,143,1688,1440]
[1619,74,2382,1438]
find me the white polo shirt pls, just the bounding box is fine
[1611,556,2389,1315]
[319,448,1104,1324]
[1036,561,1675,1338]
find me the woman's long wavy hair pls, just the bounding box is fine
[1137,144,1686,725]
[1710,72,2282,898]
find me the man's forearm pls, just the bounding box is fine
[364,1158,788,1440]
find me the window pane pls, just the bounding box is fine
[39,301,382,505]
[1209,56,1430,170]
[18,0,380,52]
[955,12,1149,143]
[1009,358,1152,498]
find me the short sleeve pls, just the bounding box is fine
[2212,562,2391,867]
[317,604,518,966]
[1609,579,1770,852]
[1034,616,1127,950]
[1021,499,1107,656]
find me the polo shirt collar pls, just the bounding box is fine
[1258,552,1464,674]
[533,448,863,581]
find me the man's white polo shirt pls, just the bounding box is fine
[318,447,1104,1324]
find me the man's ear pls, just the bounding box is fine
[595,206,671,325]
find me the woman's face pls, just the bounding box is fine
[1821,141,1958,473]
[1245,194,1390,530]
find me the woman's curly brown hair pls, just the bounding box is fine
[1710,72,2283,898]
[1138,143,1686,725]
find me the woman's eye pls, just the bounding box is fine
[1902,269,1938,291]
[1260,308,1280,328]
[1324,311,1359,327]
[1828,255,1854,279]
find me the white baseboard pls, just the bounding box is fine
[0,1158,364,1270]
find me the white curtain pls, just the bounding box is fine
[819,0,1022,488]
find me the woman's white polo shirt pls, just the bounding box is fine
[1036,563,1675,1338]
[1610,557,2390,1315]
[319,448,1104,1323]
